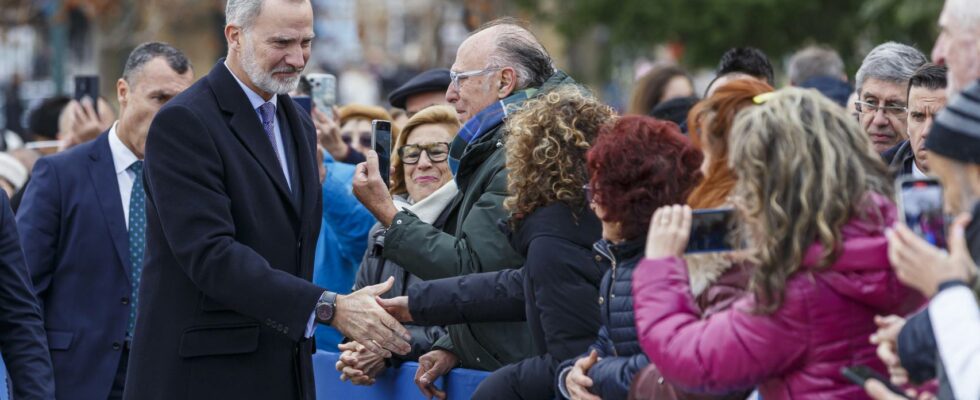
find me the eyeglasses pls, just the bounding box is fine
[342,134,372,149]
[398,142,450,164]
[449,67,501,89]
[583,184,596,204]
[854,100,907,117]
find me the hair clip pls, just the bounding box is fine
[753,92,776,104]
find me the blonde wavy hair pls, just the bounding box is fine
[389,105,460,197]
[729,88,893,313]
[504,85,615,222]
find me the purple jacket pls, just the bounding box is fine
[632,199,924,399]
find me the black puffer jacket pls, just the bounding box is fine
[558,238,649,400]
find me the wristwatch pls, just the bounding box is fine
[314,291,338,325]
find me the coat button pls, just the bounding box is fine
[475,357,481,363]
[297,241,302,249]
[396,219,403,225]
[598,297,604,305]
[121,297,129,305]
[610,294,616,298]
[594,255,602,262]
[112,342,121,351]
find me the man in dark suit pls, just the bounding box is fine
[124,1,410,399]
[0,191,55,399]
[16,42,195,399]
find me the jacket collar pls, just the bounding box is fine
[593,238,645,264]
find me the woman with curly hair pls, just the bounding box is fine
[377,85,616,399]
[635,88,924,399]
[558,115,703,400]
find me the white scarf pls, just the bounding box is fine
[393,180,459,224]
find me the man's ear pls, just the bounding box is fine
[497,67,519,99]
[225,25,243,52]
[117,78,129,110]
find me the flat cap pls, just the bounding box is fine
[388,68,451,109]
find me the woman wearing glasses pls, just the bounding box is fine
[335,105,460,385]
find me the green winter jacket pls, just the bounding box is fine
[383,70,578,370]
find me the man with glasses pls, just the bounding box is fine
[352,16,577,396]
[854,42,927,154]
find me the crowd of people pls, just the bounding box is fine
[0,0,977,399]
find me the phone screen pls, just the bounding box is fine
[898,178,946,249]
[307,73,336,119]
[841,366,909,399]
[372,120,392,187]
[685,208,739,254]
[74,75,100,116]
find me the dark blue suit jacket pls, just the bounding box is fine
[16,132,133,399]
[123,61,324,400]
[0,191,55,399]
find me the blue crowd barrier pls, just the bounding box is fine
[0,355,8,400]
[313,350,489,399]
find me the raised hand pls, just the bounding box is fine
[645,205,693,259]
[352,151,399,227]
[566,349,601,400]
[887,213,975,297]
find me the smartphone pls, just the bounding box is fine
[841,366,910,399]
[372,120,392,187]
[306,73,336,119]
[896,176,947,249]
[73,75,99,116]
[685,208,740,254]
[293,96,312,114]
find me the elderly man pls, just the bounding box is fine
[855,42,927,153]
[353,17,573,398]
[886,63,947,177]
[932,0,980,96]
[17,42,194,400]
[123,1,410,399]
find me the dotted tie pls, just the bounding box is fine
[257,102,282,164]
[127,160,146,338]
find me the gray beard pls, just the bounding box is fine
[241,38,301,95]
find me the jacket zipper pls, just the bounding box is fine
[607,245,619,357]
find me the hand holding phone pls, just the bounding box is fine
[841,365,910,399]
[371,120,392,187]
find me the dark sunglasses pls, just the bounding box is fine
[398,142,450,165]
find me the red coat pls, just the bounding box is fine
[632,199,924,399]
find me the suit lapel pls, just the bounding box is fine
[210,62,299,218]
[278,93,318,225]
[88,133,133,280]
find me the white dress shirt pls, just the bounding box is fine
[224,62,292,189]
[929,285,980,400]
[108,123,139,229]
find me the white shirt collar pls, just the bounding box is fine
[223,61,278,111]
[108,122,139,175]
[912,160,928,178]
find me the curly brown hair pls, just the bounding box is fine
[504,86,615,222]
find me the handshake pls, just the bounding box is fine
[329,278,454,398]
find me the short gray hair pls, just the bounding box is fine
[476,18,555,90]
[226,0,305,31]
[122,42,192,83]
[787,46,844,85]
[855,42,927,96]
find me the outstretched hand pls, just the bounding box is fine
[332,277,412,358]
[376,295,413,323]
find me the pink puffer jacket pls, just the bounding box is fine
[632,199,924,399]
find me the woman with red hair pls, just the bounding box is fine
[629,79,774,400]
[558,116,702,400]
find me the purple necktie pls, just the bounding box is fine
[257,102,282,163]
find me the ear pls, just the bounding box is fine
[225,25,243,52]
[497,67,519,99]
[117,78,129,109]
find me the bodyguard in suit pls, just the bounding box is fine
[16,42,195,399]
[0,191,55,399]
[124,1,410,399]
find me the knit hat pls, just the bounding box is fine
[926,80,980,164]
[0,152,28,191]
